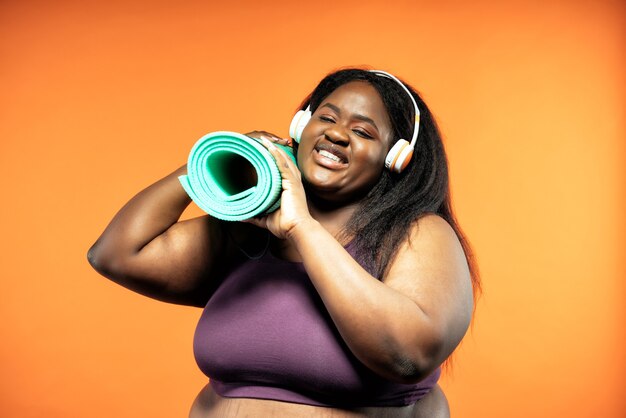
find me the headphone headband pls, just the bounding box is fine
[367,70,420,148]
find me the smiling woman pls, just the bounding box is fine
[296,81,391,203]
[87,67,480,418]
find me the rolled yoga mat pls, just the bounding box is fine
[178,131,296,221]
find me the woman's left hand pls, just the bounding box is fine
[245,136,313,240]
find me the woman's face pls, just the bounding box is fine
[296,81,393,204]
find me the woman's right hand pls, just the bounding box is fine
[244,130,292,148]
[87,130,294,305]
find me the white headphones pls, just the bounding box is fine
[289,70,420,173]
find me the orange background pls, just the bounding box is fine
[1,1,624,417]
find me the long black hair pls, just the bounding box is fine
[298,67,480,296]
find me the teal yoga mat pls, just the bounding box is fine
[179,131,296,221]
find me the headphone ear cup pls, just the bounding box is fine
[385,139,414,173]
[289,109,312,143]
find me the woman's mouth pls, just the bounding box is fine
[314,143,348,167]
[318,149,344,163]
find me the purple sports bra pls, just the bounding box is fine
[193,242,440,407]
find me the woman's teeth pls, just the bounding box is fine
[319,150,342,163]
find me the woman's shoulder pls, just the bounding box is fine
[385,213,474,345]
[387,213,470,286]
[408,213,460,246]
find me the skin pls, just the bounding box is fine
[87,81,473,417]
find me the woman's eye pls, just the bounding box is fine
[319,115,335,123]
[353,129,373,139]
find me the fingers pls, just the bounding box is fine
[246,130,292,147]
[263,135,292,147]
[260,137,299,178]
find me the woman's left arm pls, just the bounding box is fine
[252,138,474,384]
[293,213,474,384]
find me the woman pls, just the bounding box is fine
[87,68,479,417]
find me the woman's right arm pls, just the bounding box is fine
[87,164,228,307]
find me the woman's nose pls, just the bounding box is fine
[324,125,350,145]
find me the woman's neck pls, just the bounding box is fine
[307,198,359,243]
[268,198,359,262]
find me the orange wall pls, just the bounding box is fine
[1,1,624,417]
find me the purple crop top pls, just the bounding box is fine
[193,242,440,407]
